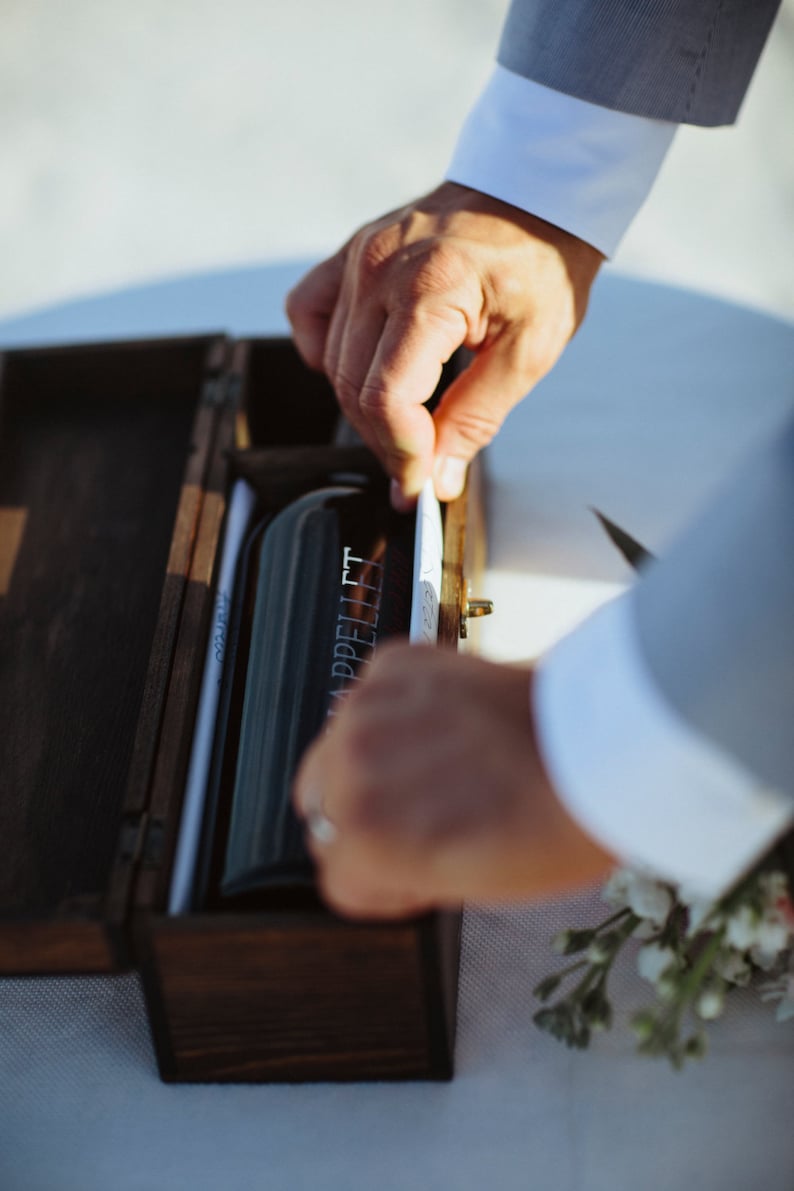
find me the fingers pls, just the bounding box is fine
[286,185,603,509]
[292,644,509,918]
[356,304,467,503]
[287,249,457,506]
[307,828,433,921]
[286,222,478,508]
[287,285,550,510]
[294,691,436,920]
[431,326,553,498]
[293,645,615,920]
[320,238,472,504]
[324,284,391,464]
[285,252,346,370]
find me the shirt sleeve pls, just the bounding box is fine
[533,593,794,899]
[446,64,677,257]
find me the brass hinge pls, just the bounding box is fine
[459,583,494,639]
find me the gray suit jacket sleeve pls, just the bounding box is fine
[633,412,794,803]
[498,0,781,125]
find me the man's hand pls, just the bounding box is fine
[286,182,602,509]
[292,645,613,919]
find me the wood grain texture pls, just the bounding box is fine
[121,341,230,825]
[438,486,467,649]
[0,337,217,969]
[129,397,238,916]
[0,920,116,975]
[137,912,457,1082]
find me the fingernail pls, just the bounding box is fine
[390,479,417,512]
[433,456,467,500]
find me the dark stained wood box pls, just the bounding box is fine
[0,335,480,1082]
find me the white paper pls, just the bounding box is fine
[168,478,257,914]
[409,479,443,645]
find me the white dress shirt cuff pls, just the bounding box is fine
[534,594,794,899]
[446,65,677,258]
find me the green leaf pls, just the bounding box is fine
[552,928,595,956]
[533,973,563,1001]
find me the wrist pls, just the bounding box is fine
[447,65,676,257]
[417,181,603,291]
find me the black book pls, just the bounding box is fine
[219,484,414,898]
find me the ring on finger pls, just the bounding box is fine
[305,796,338,846]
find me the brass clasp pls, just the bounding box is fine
[459,589,494,639]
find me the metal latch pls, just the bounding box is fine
[459,588,494,639]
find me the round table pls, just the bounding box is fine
[1,263,792,1191]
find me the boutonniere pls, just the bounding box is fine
[533,513,794,1067]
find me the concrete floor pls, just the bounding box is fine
[1,0,793,322]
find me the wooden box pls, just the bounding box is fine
[0,335,481,1082]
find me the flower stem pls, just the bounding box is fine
[676,926,726,1014]
[593,907,632,933]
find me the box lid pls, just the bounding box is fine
[0,335,235,972]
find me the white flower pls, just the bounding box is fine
[586,939,611,965]
[756,917,791,956]
[696,986,726,1021]
[603,868,674,926]
[759,957,794,1022]
[725,906,758,951]
[713,949,752,987]
[758,871,789,903]
[637,943,677,986]
[726,904,791,959]
[602,869,632,910]
[624,873,674,927]
[749,944,785,972]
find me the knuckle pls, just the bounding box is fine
[321,340,339,382]
[332,367,361,413]
[402,242,469,302]
[447,406,503,451]
[357,228,399,279]
[357,381,393,421]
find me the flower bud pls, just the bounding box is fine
[552,928,594,956]
[586,939,611,965]
[696,986,725,1021]
[630,1010,657,1042]
[637,943,677,986]
[684,1032,708,1059]
[533,973,563,1002]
